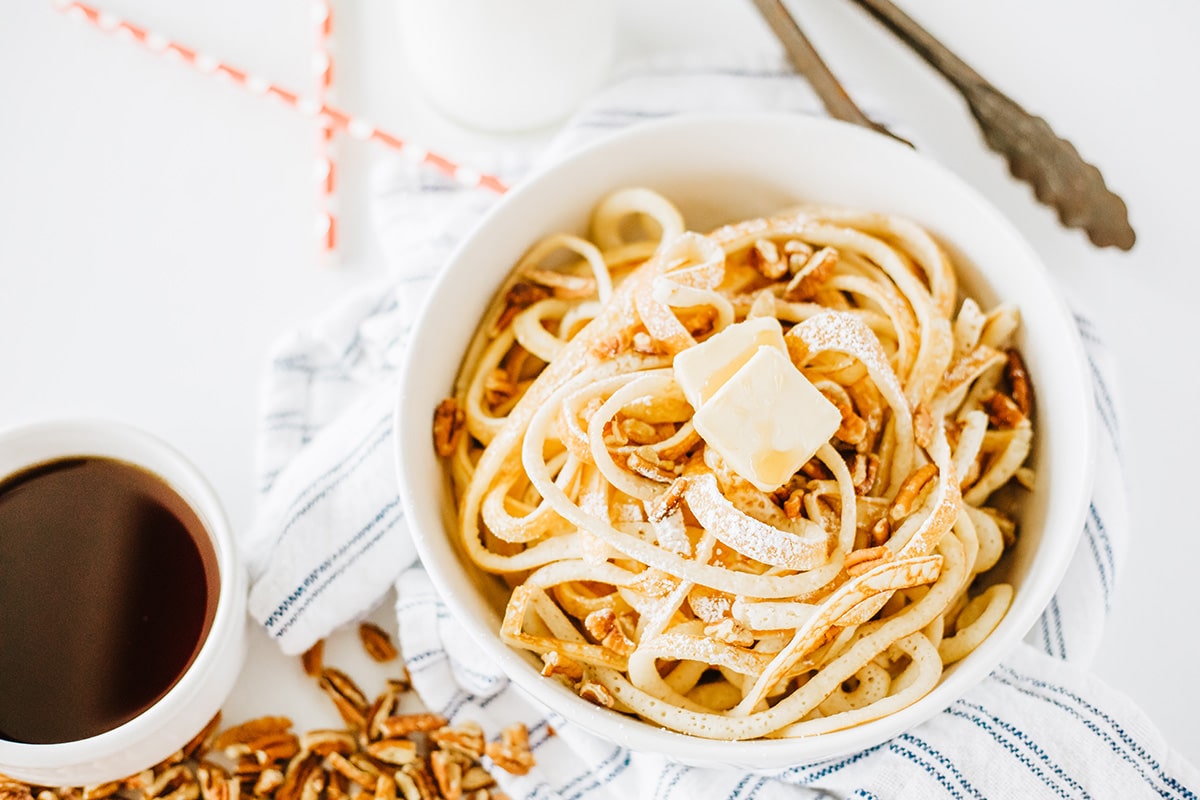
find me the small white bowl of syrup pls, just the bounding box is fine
[0,420,246,785]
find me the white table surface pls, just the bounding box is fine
[3,0,1198,774]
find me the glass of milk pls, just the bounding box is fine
[396,0,616,133]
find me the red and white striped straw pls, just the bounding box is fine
[312,0,336,257]
[55,0,508,195]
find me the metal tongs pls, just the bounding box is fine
[750,0,1135,251]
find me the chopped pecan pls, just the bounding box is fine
[300,640,324,677]
[868,516,891,548]
[750,238,787,279]
[704,618,754,647]
[800,457,832,480]
[626,446,676,483]
[540,650,584,682]
[784,239,815,262]
[783,489,805,520]
[844,545,892,577]
[358,622,399,663]
[1005,348,1033,416]
[430,721,486,760]
[783,247,838,301]
[379,712,448,738]
[81,783,120,800]
[631,331,663,355]
[326,753,376,789]
[491,281,550,334]
[398,763,439,800]
[648,477,688,525]
[482,369,517,408]
[253,769,284,797]
[277,752,322,800]
[365,685,400,742]
[913,402,935,449]
[195,767,232,800]
[584,608,635,656]
[675,305,718,337]
[297,768,324,800]
[123,770,156,793]
[846,452,879,496]
[319,668,369,730]
[889,463,940,521]
[619,417,660,445]
[0,783,33,800]
[484,724,535,776]
[578,681,615,709]
[144,765,191,800]
[983,391,1024,430]
[433,398,466,458]
[373,775,398,800]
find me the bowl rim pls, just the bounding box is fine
[394,111,1095,768]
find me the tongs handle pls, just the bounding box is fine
[847,0,1136,250]
[749,0,910,145]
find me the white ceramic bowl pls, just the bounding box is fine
[0,420,246,785]
[394,113,1094,769]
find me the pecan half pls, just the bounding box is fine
[212,716,292,752]
[430,750,463,800]
[626,446,676,483]
[358,622,399,663]
[366,739,419,766]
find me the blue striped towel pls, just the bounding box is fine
[243,55,1199,798]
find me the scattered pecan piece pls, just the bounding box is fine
[845,545,892,576]
[484,724,535,776]
[482,369,518,408]
[212,716,292,752]
[379,712,449,738]
[430,721,486,760]
[358,622,399,663]
[366,739,419,766]
[300,640,324,677]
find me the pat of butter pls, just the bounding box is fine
[693,346,841,492]
[674,316,787,409]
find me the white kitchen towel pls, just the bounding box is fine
[245,55,1198,798]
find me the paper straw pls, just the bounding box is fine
[55,0,508,194]
[313,0,336,256]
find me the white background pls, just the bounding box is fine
[2,0,1198,770]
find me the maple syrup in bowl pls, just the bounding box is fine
[0,421,246,785]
